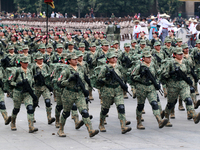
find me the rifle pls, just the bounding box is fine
[86,53,93,69]
[194,52,200,64]
[1,56,10,69]
[20,72,38,107]
[34,69,53,92]
[163,49,170,58]
[70,72,89,97]
[84,73,95,91]
[121,53,132,68]
[140,66,163,96]
[96,54,105,61]
[0,39,6,48]
[171,64,194,88]
[65,42,68,49]
[191,67,198,83]
[75,35,81,43]
[83,40,89,48]
[0,79,4,91]
[152,53,162,63]
[106,66,132,96]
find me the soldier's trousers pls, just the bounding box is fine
[35,87,52,120]
[0,89,8,120]
[54,90,78,119]
[165,86,196,118]
[106,34,114,44]
[114,34,120,45]
[60,89,93,129]
[12,91,34,123]
[100,86,126,122]
[136,85,161,118]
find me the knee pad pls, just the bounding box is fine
[62,111,70,119]
[81,109,89,118]
[13,108,20,115]
[150,101,159,110]
[157,94,160,102]
[117,104,125,114]
[56,105,63,112]
[45,99,51,107]
[26,105,34,114]
[167,102,174,109]
[0,101,6,110]
[71,103,77,111]
[185,97,193,105]
[101,108,109,116]
[190,87,195,93]
[137,104,144,112]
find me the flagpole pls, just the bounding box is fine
[46,3,48,44]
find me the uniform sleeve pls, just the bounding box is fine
[60,68,70,86]
[97,66,107,82]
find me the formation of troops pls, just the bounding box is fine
[0,17,200,138]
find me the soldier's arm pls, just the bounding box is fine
[9,69,18,86]
[131,64,141,81]
[97,66,107,83]
[59,68,70,86]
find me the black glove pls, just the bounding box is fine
[16,82,23,86]
[57,82,65,88]
[105,72,111,80]
[0,51,3,55]
[121,83,128,92]
[68,75,77,82]
[83,90,89,97]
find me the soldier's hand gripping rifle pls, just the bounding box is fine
[68,73,89,97]
[121,53,132,68]
[143,67,163,96]
[106,66,132,97]
[86,53,93,69]
[1,56,11,69]
[21,72,38,108]
[84,73,95,91]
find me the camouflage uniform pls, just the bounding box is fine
[9,57,38,133]
[57,53,99,137]
[97,52,131,134]
[161,48,200,126]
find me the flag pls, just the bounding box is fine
[44,0,55,9]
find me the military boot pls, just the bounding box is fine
[47,111,55,124]
[170,107,175,119]
[57,123,66,137]
[123,91,128,99]
[131,88,136,99]
[164,112,172,127]
[187,111,192,120]
[163,87,167,98]
[142,109,145,114]
[10,117,17,131]
[161,110,165,119]
[28,119,38,133]
[89,90,94,100]
[188,110,200,124]
[126,120,131,125]
[194,100,200,109]
[1,112,11,125]
[178,98,185,111]
[85,123,99,137]
[55,116,60,128]
[73,115,84,130]
[120,119,132,134]
[99,118,106,132]
[156,115,168,128]
[136,116,145,130]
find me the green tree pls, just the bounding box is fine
[77,0,86,18]
[87,0,102,12]
[158,0,183,15]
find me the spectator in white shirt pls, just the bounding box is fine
[132,20,141,40]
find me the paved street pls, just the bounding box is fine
[1,40,200,150]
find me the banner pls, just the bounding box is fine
[44,0,55,9]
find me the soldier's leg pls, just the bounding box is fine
[163,84,167,98]
[42,88,55,124]
[131,85,136,98]
[71,103,84,129]
[0,89,11,125]
[180,86,200,124]
[58,90,74,137]
[147,90,168,128]
[164,87,179,127]
[178,95,185,111]
[54,90,63,128]
[11,91,22,131]
[135,87,146,129]
[23,93,38,133]
[114,92,132,134]
[191,86,200,109]
[88,87,94,100]
[98,95,112,132]
[76,94,99,137]
[156,93,162,113]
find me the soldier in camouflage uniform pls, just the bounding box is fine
[130,39,138,54]
[130,50,168,129]
[50,44,64,63]
[97,52,131,134]
[106,21,115,44]
[160,47,200,127]
[9,56,38,133]
[57,53,99,137]
[32,53,55,124]
[0,67,11,125]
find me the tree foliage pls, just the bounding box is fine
[13,0,182,17]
